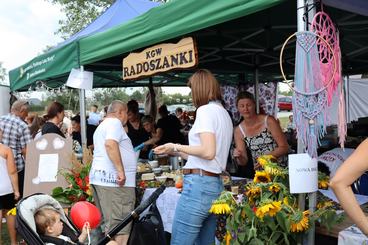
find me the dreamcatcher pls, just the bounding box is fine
[311,6,346,148]
[280,31,336,158]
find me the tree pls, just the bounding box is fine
[130,90,144,102]
[48,0,169,39]
[0,62,7,83]
[92,88,130,107]
[43,88,80,112]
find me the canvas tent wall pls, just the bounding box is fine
[0,85,10,116]
[346,78,368,122]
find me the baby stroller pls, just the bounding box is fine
[16,186,165,245]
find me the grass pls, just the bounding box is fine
[1,220,11,245]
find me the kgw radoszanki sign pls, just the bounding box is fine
[122,37,197,80]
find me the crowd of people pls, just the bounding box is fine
[1,69,368,244]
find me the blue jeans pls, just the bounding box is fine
[171,174,223,245]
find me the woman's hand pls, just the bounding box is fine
[232,148,243,158]
[14,191,20,201]
[153,143,175,155]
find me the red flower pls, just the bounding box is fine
[139,181,146,188]
[252,207,257,213]
[76,177,83,189]
[78,195,87,201]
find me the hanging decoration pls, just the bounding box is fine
[280,31,336,158]
[27,81,67,93]
[311,7,346,148]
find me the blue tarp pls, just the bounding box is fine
[55,0,160,48]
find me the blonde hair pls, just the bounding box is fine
[34,208,59,235]
[188,69,222,108]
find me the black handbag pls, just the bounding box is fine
[128,201,166,245]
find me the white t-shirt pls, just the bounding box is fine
[0,156,13,195]
[183,102,233,174]
[87,112,101,126]
[318,148,355,178]
[90,117,137,187]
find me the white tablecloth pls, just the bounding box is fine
[142,187,181,233]
[338,225,368,245]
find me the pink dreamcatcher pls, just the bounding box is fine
[311,7,346,148]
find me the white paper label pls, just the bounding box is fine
[288,153,318,193]
[66,68,93,90]
[37,154,59,182]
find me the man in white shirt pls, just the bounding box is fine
[89,100,136,245]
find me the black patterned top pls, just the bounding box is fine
[239,116,288,168]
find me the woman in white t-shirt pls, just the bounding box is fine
[0,143,20,245]
[154,69,233,245]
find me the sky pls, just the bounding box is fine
[0,0,191,95]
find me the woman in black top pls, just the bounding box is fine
[42,101,65,138]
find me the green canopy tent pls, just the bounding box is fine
[9,0,287,91]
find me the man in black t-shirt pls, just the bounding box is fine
[156,105,184,145]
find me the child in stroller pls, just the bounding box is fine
[34,208,91,244]
[17,186,166,245]
[16,193,116,245]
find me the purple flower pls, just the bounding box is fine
[236,194,244,204]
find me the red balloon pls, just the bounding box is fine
[70,201,101,230]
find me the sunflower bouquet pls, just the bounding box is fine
[210,155,341,245]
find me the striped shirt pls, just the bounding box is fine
[0,114,32,172]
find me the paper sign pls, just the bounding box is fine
[289,153,318,193]
[36,154,59,182]
[66,68,93,90]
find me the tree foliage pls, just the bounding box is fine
[47,0,169,39]
[161,93,192,105]
[43,88,80,112]
[92,88,130,107]
[47,0,114,39]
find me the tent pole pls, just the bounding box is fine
[79,66,87,149]
[306,0,317,243]
[346,75,350,122]
[254,55,260,114]
[296,0,317,244]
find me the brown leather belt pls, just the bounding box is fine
[182,168,220,177]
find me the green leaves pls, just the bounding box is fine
[276,212,290,234]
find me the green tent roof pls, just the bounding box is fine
[9,0,368,91]
[9,0,285,91]
[79,0,285,65]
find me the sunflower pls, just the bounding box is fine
[290,210,310,232]
[269,184,280,193]
[254,171,271,183]
[245,185,261,204]
[255,201,282,219]
[209,202,231,215]
[264,165,287,177]
[257,155,276,167]
[257,157,269,168]
[318,180,329,189]
[317,201,333,209]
